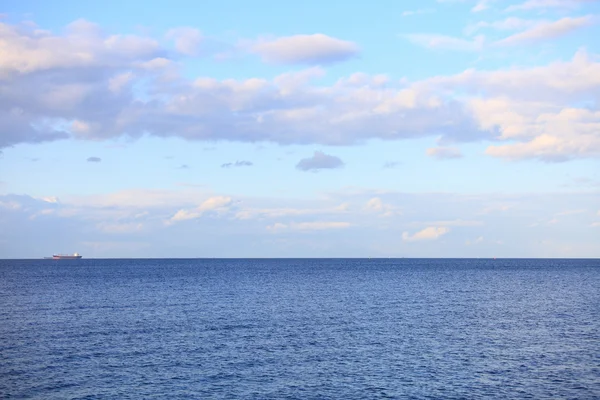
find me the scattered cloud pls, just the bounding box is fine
[296,151,344,172]
[87,156,102,162]
[426,147,463,159]
[402,227,450,241]
[169,196,233,223]
[97,222,143,234]
[506,0,596,12]
[1,190,599,257]
[166,27,202,56]
[555,209,586,216]
[250,34,359,64]
[267,221,351,232]
[466,236,484,245]
[0,19,160,75]
[221,160,253,168]
[495,16,595,46]
[404,33,486,51]
[364,197,399,217]
[464,17,537,35]
[177,164,190,169]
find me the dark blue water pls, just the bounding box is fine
[1,258,599,399]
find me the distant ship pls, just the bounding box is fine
[45,253,82,259]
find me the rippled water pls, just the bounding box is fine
[1,258,599,399]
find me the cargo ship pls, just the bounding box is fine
[45,253,82,259]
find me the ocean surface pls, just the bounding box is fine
[1,258,599,399]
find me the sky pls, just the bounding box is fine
[1,0,599,258]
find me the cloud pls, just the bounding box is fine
[464,17,538,35]
[267,221,351,232]
[2,189,599,257]
[483,109,600,161]
[221,160,253,168]
[96,222,143,234]
[472,0,495,12]
[0,19,160,75]
[2,19,600,163]
[108,72,134,93]
[404,33,486,51]
[169,196,233,223]
[426,147,463,159]
[86,156,102,162]
[296,151,344,171]
[364,197,398,217]
[402,227,450,241]
[250,34,359,64]
[0,19,487,150]
[466,236,484,245]
[166,27,202,56]
[177,164,189,169]
[495,16,595,46]
[506,0,597,11]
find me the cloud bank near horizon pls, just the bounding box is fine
[1,189,598,258]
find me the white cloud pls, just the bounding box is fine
[404,33,486,51]
[108,72,134,93]
[168,196,233,224]
[465,17,537,35]
[170,209,201,222]
[555,209,586,216]
[484,108,600,161]
[166,27,202,56]
[0,19,159,75]
[198,196,232,212]
[506,0,596,11]
[426,146,463,159]
[96,222,143,234]
[364,197,398,217]
[402,227,450,241]
[0,200,21,210]
[2,190,599,257]
[425,219,483,226]
[466,236,484,245]
[496,16,595,46]
[250,34,359,64]
[267,221,352,232]
[2,19,600,163]
[472,0,494,12]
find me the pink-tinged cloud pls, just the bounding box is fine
[426,147,463,159]
[402,227,450,241]
[251,34,359,64]
[506,0,597,11]
[496,16,595,46]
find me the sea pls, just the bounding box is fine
[1,258,599,399]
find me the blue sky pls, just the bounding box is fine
[1,0,599,258]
